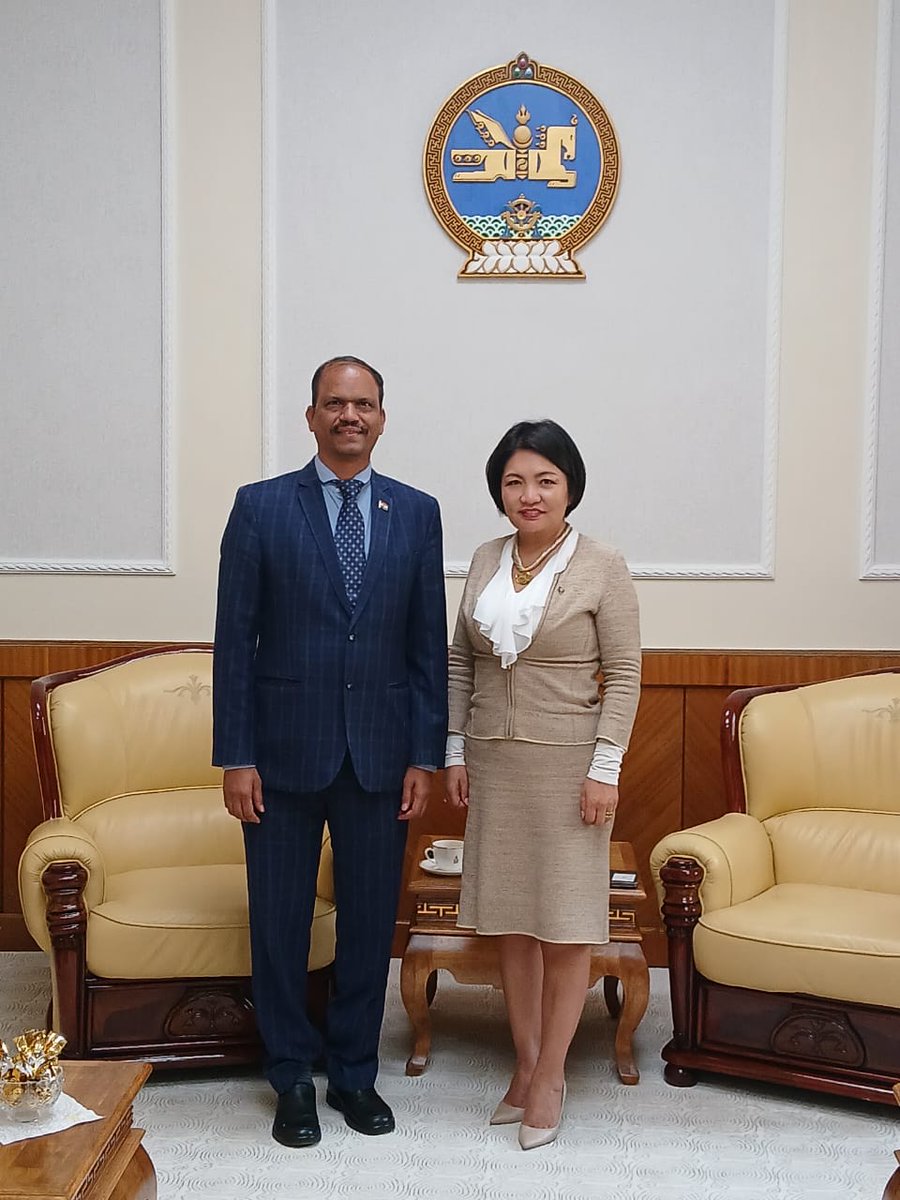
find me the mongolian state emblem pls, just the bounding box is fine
[423,52,619,279]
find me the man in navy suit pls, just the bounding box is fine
[213,356,448,1147]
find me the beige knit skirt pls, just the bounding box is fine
[457,738,611,944]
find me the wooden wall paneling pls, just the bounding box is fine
[683,687,733,829]
[0,680,4,924]
[0,679,26,947]
[2,679,41,919]
[43,643,157,674]
[0,642,159,679]
[642,651,900,688]
[5,645,899,687]
[617,687,685,965]
[0,645,50,678]
[2,678,40,911]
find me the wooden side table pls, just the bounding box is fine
[400,836,650,1083]
[0,1060,156,1199]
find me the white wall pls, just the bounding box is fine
[1,0,897,650]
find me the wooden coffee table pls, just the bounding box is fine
[400,836,650,1084]
[0,1060,156,1199]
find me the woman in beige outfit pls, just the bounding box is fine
[445,420,641,1149]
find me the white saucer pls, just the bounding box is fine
[419,858,462,877]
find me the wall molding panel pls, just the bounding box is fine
[0,559,174,576]
[862,0,900,579]
[444,559,780,582]
[159,0,174,575]
[261,0,277,482]
[757,0,789,584]
[262,0,787,580]
[0,0,174,575]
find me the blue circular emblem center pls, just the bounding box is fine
[442,82,602,241]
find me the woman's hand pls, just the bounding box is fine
[444,765,469,808]
[580,779,618,826]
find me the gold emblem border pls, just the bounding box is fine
[422,59,620,256]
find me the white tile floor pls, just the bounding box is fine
[1,952,896,1200]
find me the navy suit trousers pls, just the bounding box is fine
[242,756,408,1093]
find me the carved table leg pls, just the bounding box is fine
[883,1153,900,1200]
[401,934,501,1076]
[400,936,435,1076]
[612,943,650,1085]
[111,1143,157,1200]
[603,975,622,1018]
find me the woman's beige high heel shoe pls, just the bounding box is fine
[518,1083,566,1150]
[489,1100,526,1125]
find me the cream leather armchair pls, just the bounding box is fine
[19,646,336,1069]
[651,671,900,1105]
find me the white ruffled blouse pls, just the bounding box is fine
[445,531,625,784]
[472,530,579,668]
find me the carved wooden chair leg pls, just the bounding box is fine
[659,855,703,1088]
[42,861,88,1058]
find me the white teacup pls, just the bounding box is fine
[425,838,463,871]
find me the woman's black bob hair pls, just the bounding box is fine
[485,420,586,517]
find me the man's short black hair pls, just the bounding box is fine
[310,356,385,408]
[485,420,586,516]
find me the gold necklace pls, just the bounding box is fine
[512,524,571,586]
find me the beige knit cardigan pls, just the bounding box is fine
[448,534,642,748]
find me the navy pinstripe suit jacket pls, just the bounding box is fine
[212,459,449,794]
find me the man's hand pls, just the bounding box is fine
[580,779,618,826]
[444,765,469,809]
[399,767,432,821]
[224,767,265,823]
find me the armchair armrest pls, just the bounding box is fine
[650,812,774,914]
[18,818,106,950]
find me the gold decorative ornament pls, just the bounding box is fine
[512,524,572,586]
[423,52,620,278]
[0,1028,67,1121]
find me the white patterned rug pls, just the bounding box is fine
[1,952,896,1199]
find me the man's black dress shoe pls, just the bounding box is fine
[273,1082,321,1147]
[326,1086,395,1135]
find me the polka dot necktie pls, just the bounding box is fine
[334,478,366,607]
